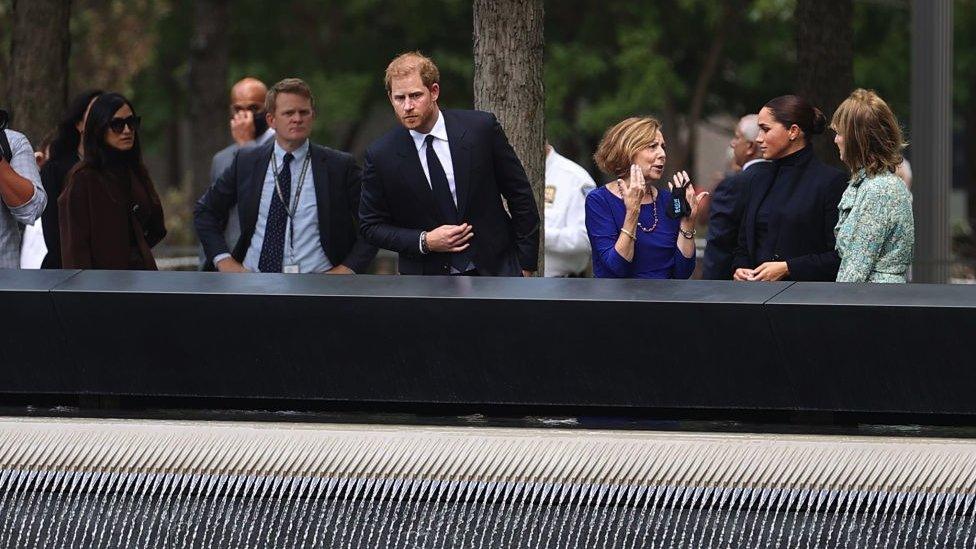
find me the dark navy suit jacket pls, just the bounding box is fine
[193,140,377,272]
[732,147,848,281]
[359,109,539,276]
[702,161,773,280]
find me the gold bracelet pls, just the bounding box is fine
[620,227,637,241]
[679,227,696,239]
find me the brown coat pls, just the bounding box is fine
[59,164,166,270]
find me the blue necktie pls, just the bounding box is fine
[258,152,293,273]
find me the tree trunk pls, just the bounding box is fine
[5,0,71,144]
[187,0,229,198]
[473,0,545,274]
[795,0,853,169]
[672,1,741,177]
[967,66,976,244]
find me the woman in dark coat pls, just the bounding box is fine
[60,93,166,269]
[731,95,848,282]
[39,90,102,268]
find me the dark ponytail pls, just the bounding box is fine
[764,95,826,137]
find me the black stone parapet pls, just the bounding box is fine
[1,270,974,419]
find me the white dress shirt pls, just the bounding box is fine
[216,139,333,273]
[544,147,594,276]
[408,110,474,272]
[409,110,457,205]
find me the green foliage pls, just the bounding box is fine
[955,0,976,115]
[5,0,964,182]
[852,0,911,127]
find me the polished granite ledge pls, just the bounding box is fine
[1,269,974,420]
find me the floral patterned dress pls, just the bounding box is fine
[834,169,914,283]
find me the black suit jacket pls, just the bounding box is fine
[359,109,540,276]
[194,140,377,272]
[732,149,848,281]
[702,161,773,280]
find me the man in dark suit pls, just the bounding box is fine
[702,114,770,280]
[194,78,376,273]
[197,77,275,269]
[359,52,539,276]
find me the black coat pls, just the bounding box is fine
[702,161,774,280]
[359,109,540,276]
[194,140,377,273]
[39,153,80,268]
[732,147,848,281]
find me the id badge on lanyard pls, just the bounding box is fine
[282,210,300,274]
[272,149,311,274]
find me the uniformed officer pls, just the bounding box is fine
[544,144,594,277]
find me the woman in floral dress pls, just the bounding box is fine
[831,89,914,283]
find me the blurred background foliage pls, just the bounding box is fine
[1,0,974,260]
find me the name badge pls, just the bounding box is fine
[283,264,300,274]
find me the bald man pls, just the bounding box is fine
[200,78,275,268]
[702,114,771,280]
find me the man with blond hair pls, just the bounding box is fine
[359,52,539,276]
[702,114,771,280]
[195,78,376,273]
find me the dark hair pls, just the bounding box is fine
[48,90,103,161]
[81,93,145,171]
[763,95,827,138]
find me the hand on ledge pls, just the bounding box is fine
[215,257,248,273]
[325,265,355,275]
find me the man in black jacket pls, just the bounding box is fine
[359,52,539,276]
[195,78,376,274]
[702,114,770,280]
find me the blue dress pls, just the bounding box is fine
[584,185,695,279]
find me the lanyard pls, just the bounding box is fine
[270,149,312,255]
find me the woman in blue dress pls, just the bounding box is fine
[585,116,708,279]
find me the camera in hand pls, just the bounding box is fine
[666,180,692,219]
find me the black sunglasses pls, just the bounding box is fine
[108,115,141,134]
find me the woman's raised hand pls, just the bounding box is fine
[619,163,645,212]
[669,170,710,224]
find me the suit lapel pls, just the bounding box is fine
[240,142,274,244]
[444,110,472,219]
[395,128,442,223]
[310,144,331,252]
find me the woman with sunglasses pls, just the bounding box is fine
[60,93,166,269]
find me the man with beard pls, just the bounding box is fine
[200,77,275,268]
[359,52,539,276]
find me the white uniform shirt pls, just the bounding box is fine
[544,148,594,276]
